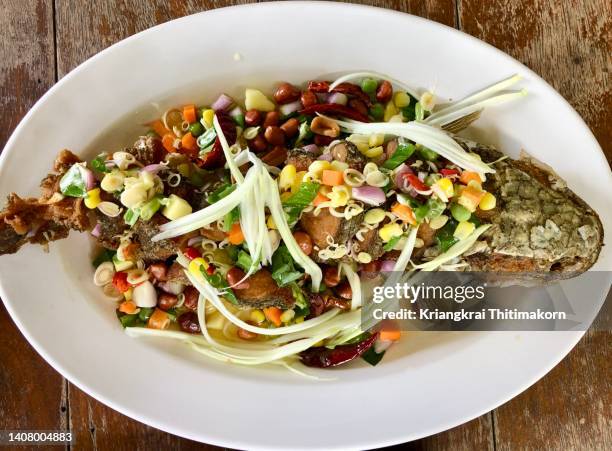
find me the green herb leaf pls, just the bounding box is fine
[295,122,313,146]
[91,154,110,173]
[236,250,253,273]
[382,143,416,169]
[282,182,319,225]
[92,248,115,267]
[271,245,304,287]
[383,235,402,252]
[206,183,236,204]
[436,219,459,252]
[289,283,310,317]
[223,207,240,232]
[202,269,238,305]
[197,128,217,149]
[138,307,154,322]
[59,163,87,197]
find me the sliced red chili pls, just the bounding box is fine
[403,173,429,191]
[299,103,370,123]
[197,112,236,169]
[112,272,130,293]
[440,168,459,177]
[300,332,379,368]
[183,247,201,260]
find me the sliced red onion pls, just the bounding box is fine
[394,164,415,193]
[211,93,234,112]
[317,152,333,161]
[328,92,348,106]
[302,144,321,155]
[187,236,203,247]
[158,281,185,295]
[279,99,302,117]
[81,167,96,190]
[104,160,116,170]
[417,171,427,182]
[380,260,396,272]
[142,164,165,174]
[91,223,101,238]
[352,186,386,206]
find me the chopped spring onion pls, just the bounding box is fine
[412,224,492,271]
[339,263,361,310]
[213,114,244,184]
[326,116,494,175]
[328,71,420,98]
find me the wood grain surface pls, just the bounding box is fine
[0,1,610,450]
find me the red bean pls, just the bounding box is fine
[245,109,262,126]
[183,286,199,311]
[273,82,301,104]
[293,231,313,256]
[147,262,167,281]
[158,292,178,310]
[323,266,341,287]
[301,90,318,108]
[226,267,249,289]
[262,111,280,128]
[376,80,393,103]
[178,312,201,334]
[264,126,285,146]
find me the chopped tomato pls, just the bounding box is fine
[112,272,130,293]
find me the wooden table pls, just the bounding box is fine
[1,1,610,449]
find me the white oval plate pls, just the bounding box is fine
[1,2,610,450]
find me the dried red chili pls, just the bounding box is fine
[197,112,236,169]
[402,173,429,192]
[299,103,370,123]
[307,81,371,106]
[299,333,379,368]
[440,168,459,177]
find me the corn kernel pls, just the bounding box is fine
[250,309,266,324]
[435,178,454,198]
[328,185,350,207]
[364,208,386,225]
[266,215,276,229]
[244,88,275,112]
[363,146,384,158]
[280,309,295,323]
[124,288,133,301]
[330,160,349,172]
[379,222,403,242]
[290,171,307,194]
[453,221,476,240]
[202,109,215,128]
[162,194,192,220]
[294,316,305,324]
[384,101,399,122]
[479,192,496,210]
[393,91,411,108]
[368,134,385,148]
[189,257,208,277]
[84,188,101,209]
[100,171,125,193]
[353,140,369,153]
[278,164,297,191]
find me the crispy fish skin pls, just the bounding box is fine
[458,139,603,281]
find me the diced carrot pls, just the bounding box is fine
[162,133,176,152]
[459,185,486,212]
[312,192,329,206]
[227,222,245,245]
[263,307,282,327]
[147,308,170,330]
[321,169,344,186]
[118,301,138,314]
[183,104,197,124]
[181,132,197,152]
[391,202,416,225]
[379,319,401,341]
[150,119,171,137]
[459,171,482,185]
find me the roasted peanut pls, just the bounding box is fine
[261,146,287,167]
[310,116,340,138]
[262,111,280,128]
[273,82,301,104]
[178,311,201,334]
[264,126,285,146]
[248,133,268,152]
[244,109,262,127]
[323,266,341,287]
[182,286,199,311]
[335,281,353,299]
[300,90,318,108]
[376,80,393,103]
[280,118,299,137]
[292,231,313,256]
[226,267,249,289]
[158,292,178,311]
